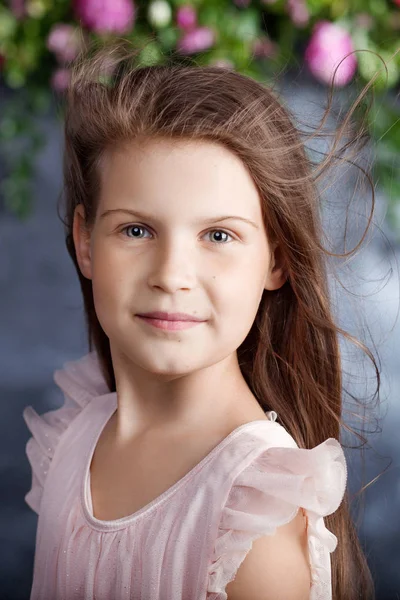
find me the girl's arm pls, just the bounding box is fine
[225,508,311,600]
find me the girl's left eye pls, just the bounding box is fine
[119,225,235,244]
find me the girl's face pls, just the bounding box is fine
[73,138,286,378]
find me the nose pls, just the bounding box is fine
[147,238,196,293]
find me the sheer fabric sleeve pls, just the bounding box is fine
[22,351,107,515]
[207,436,347,600]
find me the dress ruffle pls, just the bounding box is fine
[207,437,347,600]
[22,351,105,514]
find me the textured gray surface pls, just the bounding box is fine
[0,78,399,599]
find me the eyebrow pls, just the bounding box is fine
[100,208,259,229]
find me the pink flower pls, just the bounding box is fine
[252,36,276,58]
[47,24,84,64]
[9,0,27,19]
[393,0,400,6]
[176,5,197,30]
[51,68,71,93]
[354,13,374,29]
[73,0,135,35]
[233,0,251,7]
[304,21,357,87]
[177,26,215,54]
[287,0,309,28]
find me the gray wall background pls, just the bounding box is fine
[1,76,399,599]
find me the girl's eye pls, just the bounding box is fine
[120,225,152,239]
[119,225,234,244]
[206,229,233,244]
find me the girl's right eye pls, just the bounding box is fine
[119,225,151,239]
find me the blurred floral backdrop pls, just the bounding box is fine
[0,0,399,234]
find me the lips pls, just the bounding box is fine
[136,311,204,322]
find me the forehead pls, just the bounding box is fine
[97,138,263,221]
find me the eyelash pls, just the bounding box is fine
[118,224,236,244]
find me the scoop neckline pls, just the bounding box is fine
[80,394,279,532]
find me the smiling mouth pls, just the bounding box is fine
[136,315,205,331]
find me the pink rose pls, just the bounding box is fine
[47,24,84,64]
[51,68,71,93]
[287,0,309,28]
[9,0,27,19]
[233,0,251,7]
[354,13,374,29]
[73,0,135,35]
[177,26,215,54]
[304,21,357,87]
[252,36,276,58]
[176,5,197,30]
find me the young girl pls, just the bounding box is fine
[23,39,376,600]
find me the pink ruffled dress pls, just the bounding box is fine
[23,351,347,600]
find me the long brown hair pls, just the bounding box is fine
[58,38,384,599]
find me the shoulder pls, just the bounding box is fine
[225,507,311,600]
[206,423,347,600]
[22,351,108,514]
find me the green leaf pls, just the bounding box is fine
[5,64,27,88]
[0,8,17,42]
[306,0,332,15]
[330,0,349,19]
[235,9,259,43]
[357,48,399,91]
[138,41,163,66]
[367,0,387,18]
[157,26,180,50]
[366,101,400,150]
[200,5,224,31]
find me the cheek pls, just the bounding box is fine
[91,242,131,292]
[217,270,264,330]
[90,264,131,340]
[220,255,266,301]
[90,249,132,324]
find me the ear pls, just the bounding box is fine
[264,242,287,291]
[73,204,93,280]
